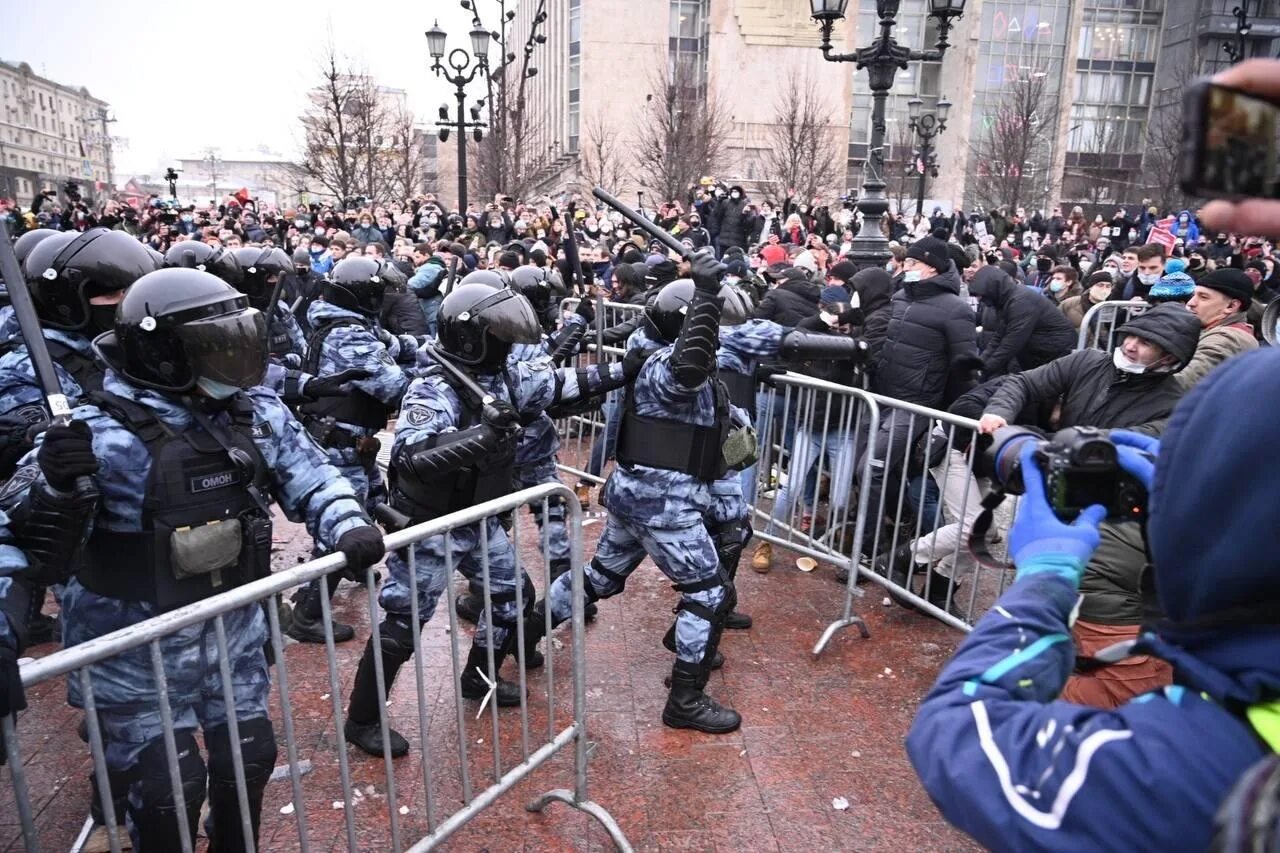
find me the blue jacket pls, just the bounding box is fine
[906,346,1280,852]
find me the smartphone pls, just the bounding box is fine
[1181,78,1280,199]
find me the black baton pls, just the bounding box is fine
[592,187,692,261]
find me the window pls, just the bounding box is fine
[569,0,581,153]
[668,0,709,88]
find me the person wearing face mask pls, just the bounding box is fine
[0,267,385,851]
[1026,253,1056,293]
[1060,269,1115,330]
[1178,268,1259,390]
[349,212,385,248]
[1045,264,1081,306]
[1207,232,1236,262]
[1111,243,1167,302]
[711,185,750,256]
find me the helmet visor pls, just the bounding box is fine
[175,308,268,389]
[473,289,543,344]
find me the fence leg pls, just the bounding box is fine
[525,788,635,853]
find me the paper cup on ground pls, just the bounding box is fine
[796,557,817,573]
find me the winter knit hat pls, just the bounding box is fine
[1165,257,1188,275]
[1199,268,1255,309]
[820,285,851,306]
[1149,271,1195,304]
[828,260,858,284]
[794,250,819,274]
[724,258,750,278]
[1088,269,1116,288]
[905,236,951,275]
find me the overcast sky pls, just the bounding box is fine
[0,0,495,177]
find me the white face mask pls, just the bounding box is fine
[1138,272,1161,286]
[1112,348,1149,374]
[197,376,243,399]
[885,262,895,273]
[1090,285,1112,301]
[903,271,922,283]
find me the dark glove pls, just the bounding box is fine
[836,307,862,327]
[622,347,648,380]
[754,363,786,386]
[690,250,726,293]
[574,296,595,324]
[304,368,374,400]
[335,525,386,575]
[481,400,521,434]
[37,420,97,492]
[0,645,24,765]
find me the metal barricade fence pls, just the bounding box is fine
[749,373,1021,651]
[1077,298,1148,351]
[2,483,631,853]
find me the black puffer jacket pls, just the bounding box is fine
[753,271,820,326]
[851,267,894,366]
[969,266,1077,377]
[713,186,751,251]
[983,303,1202,433]
[873,265,980,407]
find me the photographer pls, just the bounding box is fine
[907,346,1280,852]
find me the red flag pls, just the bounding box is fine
[234,187,251,206]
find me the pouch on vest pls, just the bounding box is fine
[722,423,758,471]
[171,518,243,582]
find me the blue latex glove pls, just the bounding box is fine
[1109,429,1159,491]
[1008,442,1108,586]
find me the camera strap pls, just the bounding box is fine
[968,491,1015,571]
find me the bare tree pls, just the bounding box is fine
[970,69,1060,213]
[578,109,630,194]
[1063,122,1140,207]
[1143,64,1196,214]
[633,60,731,203]
[385,106,428,200]
[883,121,922,217]
[294,46,393,205]
[761,68,842,204]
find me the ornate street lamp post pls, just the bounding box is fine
[809,0,966,267]
[907,95,950,217]
[426,20,490,213]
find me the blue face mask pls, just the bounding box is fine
[196,376,242,400]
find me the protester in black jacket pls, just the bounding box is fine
[968,265,1077,378]
[850,266,894,367]
[753,268,820,326]
[712,185,751,254]
[978,303,1201,436]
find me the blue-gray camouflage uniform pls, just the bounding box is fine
[381,354,627,648]
[5,371,369,848]
[0,508,31,655]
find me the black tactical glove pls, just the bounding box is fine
[690,249,726,294]
[482,400,521,434]
[574,296,595,324]
[0,645,24,765]
[836,307,863,327]
[754,363,786,386]
[622,347,648,380]
[335,525,386,576]
[303,368,374,400]
[37,420,97,492]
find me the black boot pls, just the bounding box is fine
[662,623,723,670]
[344,637,410,758]
[550,559,597,621]
[662,660,741,734]
[924,568,960,612]
[287,581,354,643]
[459,642,523,707]
[723,610,752,630]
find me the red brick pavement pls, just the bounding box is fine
[3,489,977,852]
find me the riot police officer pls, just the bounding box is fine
[342,277,634,758]
[0,268,386,850]
[527,253,745,734]
[231,246,307,361]
[290,256,416,643]
[0,228,161,644]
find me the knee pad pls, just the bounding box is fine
[206,717,277,789]
[672,576,731,626]
[136,731,206,809]
[377,615,418,663]
[587,555,642,599]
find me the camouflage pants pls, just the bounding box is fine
[547,515,723,663]
[378,517,529,650]
[515,457,570,563]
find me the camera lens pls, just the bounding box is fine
[981,426,1045,494]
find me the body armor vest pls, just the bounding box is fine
[78,392,274,611]
[268,306,296,359]
[299,319,394,434]
[390,368,517,522]
[616,367,733,482]
[718,368,756,416]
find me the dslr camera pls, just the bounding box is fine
[982,426,1148,522]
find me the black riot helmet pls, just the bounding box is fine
[644,279,749,343]
[13,228,61,269]
[322,256,397,318]
[508,265,552,316]
[163,240,244,286]
[458,269,511,289]
[93,268,267,395]
[26,228,163,332]
[230,246,292,311]
[436,281,542,370]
